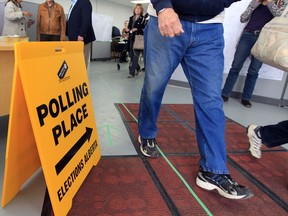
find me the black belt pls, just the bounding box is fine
[243,29,261,35]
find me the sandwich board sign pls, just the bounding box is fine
[1,42,101,216]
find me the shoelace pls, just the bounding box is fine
[223,175,238,186]
[147,139,155,148]
[252,128,262,150]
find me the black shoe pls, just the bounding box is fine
[138,136,159,158]
[222,95,229,102]
[241,100,252,108]
[136,65,141,71]
[196,167,253,199]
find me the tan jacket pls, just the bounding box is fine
[37,2,66,41]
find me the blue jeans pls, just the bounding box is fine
[260,120,288,148]
[138,16,228,174]
[222,32,263,100]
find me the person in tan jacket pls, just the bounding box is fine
[36,0,66,41]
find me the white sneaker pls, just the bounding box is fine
[247,125,262,159]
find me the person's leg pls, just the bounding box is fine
[247,120,288,159]
[181,23,227,174]
[222,32,256,98]
[84,42,91,69]
[128,46,134,76]
[132,50,141,75]
[138,16,185,139]
[128,47,136,77]
[260,120,288,148]
[241,56,262,100]
[182,23,252,199]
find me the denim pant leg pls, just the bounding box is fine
[181,23,228,174]
[260,120,288,148]
[222,32,258,97]
[242,55,262,100]
[138,16,186,139]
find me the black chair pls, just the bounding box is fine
[111,26,128,70]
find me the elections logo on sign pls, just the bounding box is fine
[57,60,68,80]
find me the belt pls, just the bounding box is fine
[243,29,261,35]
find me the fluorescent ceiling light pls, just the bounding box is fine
[131,0,150,4]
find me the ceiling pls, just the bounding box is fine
[106,0,134,7]
[106,0,150,8]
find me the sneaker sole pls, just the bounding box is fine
[138,135,159,158]
[246,125,261,159]
[196,177,252,200]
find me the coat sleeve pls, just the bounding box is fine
[240,0,261,23]
[151,0,241,14]
[60,6,66,41]
[36,6,41,41]
[267,0,283,17]
[78,1,92,37]
[151,0,173,14]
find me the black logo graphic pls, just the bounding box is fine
[58,61,68,79]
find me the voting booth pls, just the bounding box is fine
[1,42,101,216]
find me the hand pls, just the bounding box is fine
[77,36,84,41]
[23,11,32,17]
[27,19,35,28]
[261,0,272,5]
[158,8,184,37]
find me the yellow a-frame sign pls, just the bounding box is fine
[1,42,101,216]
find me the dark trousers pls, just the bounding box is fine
[260,120,288,148]
[40,34,61,41]
[129,42,141,76]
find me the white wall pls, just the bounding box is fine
[95,1,133,31]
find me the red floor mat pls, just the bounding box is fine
[43,104,287,215]
[229,152,288,204]
[116,103,288,215]
[49,157,171,216]
[150,156,287,216]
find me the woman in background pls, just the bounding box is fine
[2,0,34,37]
[221,0,288,108]
[127,4,146,78]
[121,20,129,40]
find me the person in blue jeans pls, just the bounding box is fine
[247,120,288,159]
[137,1,253,200]
[222,0,287,108]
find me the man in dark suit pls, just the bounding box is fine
[66,0,96,68]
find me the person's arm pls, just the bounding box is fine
[4,2,24,21]
[36,6,41,41]
[60,6,66,41]
[78,1,93,41]
[240,0,261,23]
[266,0,282,17]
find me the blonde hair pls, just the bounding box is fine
[133,3,144,16]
